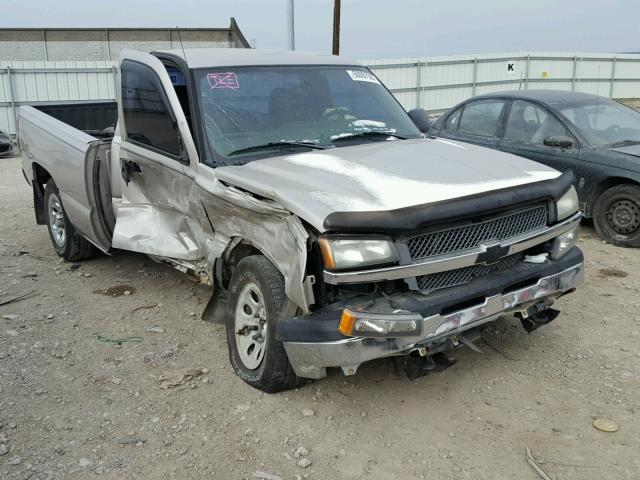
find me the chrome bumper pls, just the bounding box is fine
[284,262,584,379]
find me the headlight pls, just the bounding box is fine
[555,187,579,221]
[550,225,579,259]
[319,237,399,270]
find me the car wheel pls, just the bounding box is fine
[44,180,96,261]
[593,184,640,247]
[225,255,305,393]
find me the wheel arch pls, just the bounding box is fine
[32,162,53,225]
[586,176,640,217]
[216,232,311,315]
[220,239,263,289]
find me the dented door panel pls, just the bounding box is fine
[112,142,204,260]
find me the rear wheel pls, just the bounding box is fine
[593,184,640,247]
[225,255,305,393]
[44,180,96,261]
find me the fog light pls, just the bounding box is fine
[550,225,579,259]
[338,308,422,337]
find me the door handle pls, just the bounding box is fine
[121,159,141,186]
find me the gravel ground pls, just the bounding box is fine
[1,155,639,480]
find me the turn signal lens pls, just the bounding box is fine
[338,309,357,336]
[319,237,336,269]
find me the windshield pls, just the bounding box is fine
[559,99,640,147]
[194,65,421,163]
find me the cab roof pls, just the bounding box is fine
[152,48,361,69]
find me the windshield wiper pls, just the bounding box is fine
[604,139,640,148]
[227,141,331,157]
[331,131,410,143]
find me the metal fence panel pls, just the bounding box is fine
[423,86,474,112]
[1,52,640,134]
[612,81,640,98]
[0,107,12,133]
[366,52,640,115]
[0,60,116,133]
[615,60,640,79]
[576,58,614,79]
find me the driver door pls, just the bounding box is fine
[111,50,203,260]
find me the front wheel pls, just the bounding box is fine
[225,255,305,393]
[593,184,640,247]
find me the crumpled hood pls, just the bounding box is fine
[215,138,560,232]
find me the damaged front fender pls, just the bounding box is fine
[196,169,313,314]
[112,158,314,314]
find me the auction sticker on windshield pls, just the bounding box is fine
[346,70,381,84]
[207,72,240,90]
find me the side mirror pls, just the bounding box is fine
[408,108,431,134]
[544,135,575,149]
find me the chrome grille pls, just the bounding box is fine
[406,205,548,260]
[416,253,523,292]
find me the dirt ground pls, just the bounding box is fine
[1,155,639,480]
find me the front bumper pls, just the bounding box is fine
[282,249,583,379]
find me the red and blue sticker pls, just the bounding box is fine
[207,72,239,90]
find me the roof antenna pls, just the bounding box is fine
[175,26,187,62]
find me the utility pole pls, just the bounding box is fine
[332,0,341,55]
[287,0,295,50]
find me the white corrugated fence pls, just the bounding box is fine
[366,52,640,113]
[1,61,117,134]
[2,52,640,135]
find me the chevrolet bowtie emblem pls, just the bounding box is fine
[477,243,509,265]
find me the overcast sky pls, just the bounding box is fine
[1,0,637,59]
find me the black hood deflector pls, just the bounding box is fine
[323,170,575,234]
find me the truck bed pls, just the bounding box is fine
[34,101,117,138]
[19,102,116,253]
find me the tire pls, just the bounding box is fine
[44,180,96,261]
[593,184,640,248]
[225,255,305,393]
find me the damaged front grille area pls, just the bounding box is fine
[416,253,523,292]
[406,205,548,260]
